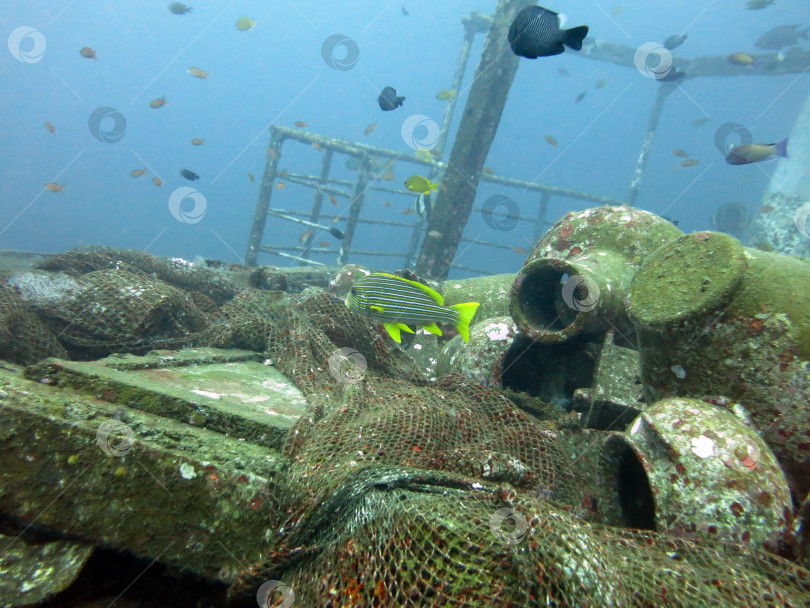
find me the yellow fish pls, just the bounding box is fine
[150,96,166,109]
[79,46,97,60]
[235,17,255,31]
[152,177,163,187]
[44,121,56,134]
[404,175,439,194]
[727,52,755,66]
[436,89,456,100]
[131,169,147,177]
[45,183,65,193]
[188,67,208,79]
[545,135,559,148]
[248,172,255,183]
[364,121,378,136]
[191,138,205,146]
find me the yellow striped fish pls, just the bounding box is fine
[345,273,480,343]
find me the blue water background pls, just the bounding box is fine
[1,0,808,277]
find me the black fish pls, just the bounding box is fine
[168,2,193,15]
[508,6,589,59]
[574,91,586,103]
[180,169,199,181]
[378,86,404,111]
[664,33,687,50]
[401,6,408,16]
[756,24,810,50]
[329,227,344,240]
[711,202,750,235]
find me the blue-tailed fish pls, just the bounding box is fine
[725,139,788,165]
[345,273,480,343]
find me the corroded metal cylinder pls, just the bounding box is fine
[628,231,810,499]
[598,398,792,550]
[510,206,682,344]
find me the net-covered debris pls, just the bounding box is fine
[0,278,67,364]
[1,247,808,606]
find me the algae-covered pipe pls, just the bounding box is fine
[628,231,810,500]
[510,206,682,345]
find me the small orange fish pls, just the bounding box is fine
[299,229,314,243]
[294,121,308,128]
[483,167,495,175]
[512,246,527,254]
[44,121,56,134]
[319,241,330,247]
[152,177,163,187]
[45,182,65,193]
[188,67,208,79]
[266,148,278,159]
[681,159,699,167]
[381,171,396,182]
[328,194,338,206]
[276,182,287,190]
[545,135,558,148]
[79,46,97,60]
[672,149,688,158]
[382,200,392,208]
[131,169,147,177]
[191,138,205,146]
[403,208,414,215]
[759,205,773,213]
[364,121,378,136]
[150,96,166,109]
[248,172,255,183]
[429,148,442,158]
[312,142,323,151]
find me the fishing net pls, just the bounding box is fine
[0,248,808,605]
[232,288,810,607]
[0,278,68,365]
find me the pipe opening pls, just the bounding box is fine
[514,265,580,332]
[613,442,656,530]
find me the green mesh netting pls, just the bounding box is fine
[2,248,809,606]
[0,278,68,365]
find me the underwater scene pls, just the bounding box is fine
[1,1,810,606]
